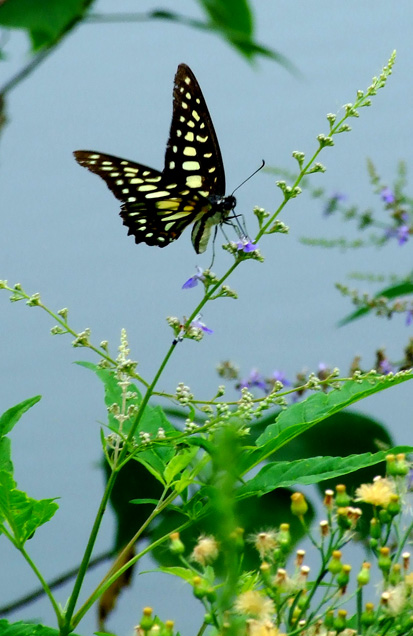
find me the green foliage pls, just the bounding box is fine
[0,0,88,50]
[241,372,412,472]
[0,471,58,546]
[339,278,413,325]
[236,447,412,498]
[0,620,82,635]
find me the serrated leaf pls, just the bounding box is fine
[339,280,413,326]
[0,395,41,437]
[241,374,413,472]
[0,471,58,545]
[236,445,413,498]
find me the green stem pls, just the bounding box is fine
[357,587,363,635]
[19,546,63,626]
[71,517,192,627]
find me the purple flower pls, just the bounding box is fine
[323,192,347,216]
[397,225,410,245]
[378,358,394,375]
[380,187,395,204]
[190,319,213,334]
[271,370,291,387]
[238,368,267,392]
[236,237,258,253]
[182,266,205,289]
[406,309,413,326]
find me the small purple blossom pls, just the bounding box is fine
[182,266,205,289]
[236,237,258,253]
[406,309,413,326]
[271,370,291,387]
[397,225,410,245]
[238,368,267,392]
[323,192,347,216]
[380,186,395,204]
[378,358,394,375]
[190,319,213,334]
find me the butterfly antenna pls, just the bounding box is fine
[230,159,265,198]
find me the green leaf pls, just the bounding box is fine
[199,0,253,38]
[236,446,413,498]
[0,471,58,545]
[0,0,88,50]
[339,280,413,326]
[241,373,413,472]
[164,447,199,486]
[78,362,176,475]
[154,565,199,584]
[0,395,41,437]
[130,498,159,506]
[0,619,82,635]
[0,438,12,474]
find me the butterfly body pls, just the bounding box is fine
[74,64,235,254]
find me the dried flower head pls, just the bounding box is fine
[235,590,275,620]
[252,531,278,559]
[191,535,219,566]
[354,476,395,507]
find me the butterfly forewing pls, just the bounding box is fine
[164,63,225,197]
[74,63,232,253]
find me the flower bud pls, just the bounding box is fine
[328,551,343,575]
[140,607,154,632]
[169,532,185,555]
[387,494,401,517]
[357,562,371,586]
[335,484,351,507]
[291,492,308,518]
[379,508,391,525]
[361,602,375,627]
[295,549,306,567]
[260,562,272,586]
[385,454,396,476]
[320,520,329,537]
[336,507,351,530]
[389,563,402,586]
[378,547,391,576]
[370,517,381,539]
[403,552,410,571]
[337,564,351,593]
[395,453,409,476]
[161,621,174,636]
[192,576,209,599]
[324,610,334,629]
[279,523,291,553]
[323,489,334,509]
[333,609,347,632]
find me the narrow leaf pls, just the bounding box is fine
[0,395,41,436]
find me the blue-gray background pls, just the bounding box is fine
[1,1,412,634]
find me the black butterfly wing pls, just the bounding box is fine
[74,151,214,247]
[74,64,229,252]
[164,63,226,197]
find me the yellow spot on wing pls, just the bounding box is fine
[183,147,196,156]
[145,190,170,199]
[183,161,201,170]
[186,175,202,188]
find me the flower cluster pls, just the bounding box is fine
[157,454,413,636]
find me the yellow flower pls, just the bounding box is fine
[191,535,219,566]
[235,591,275,620]
[246,619,280,636]
[354,476,395,507]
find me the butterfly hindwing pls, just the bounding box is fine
[74,64,234,253]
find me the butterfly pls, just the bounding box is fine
[74,63,236,254]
